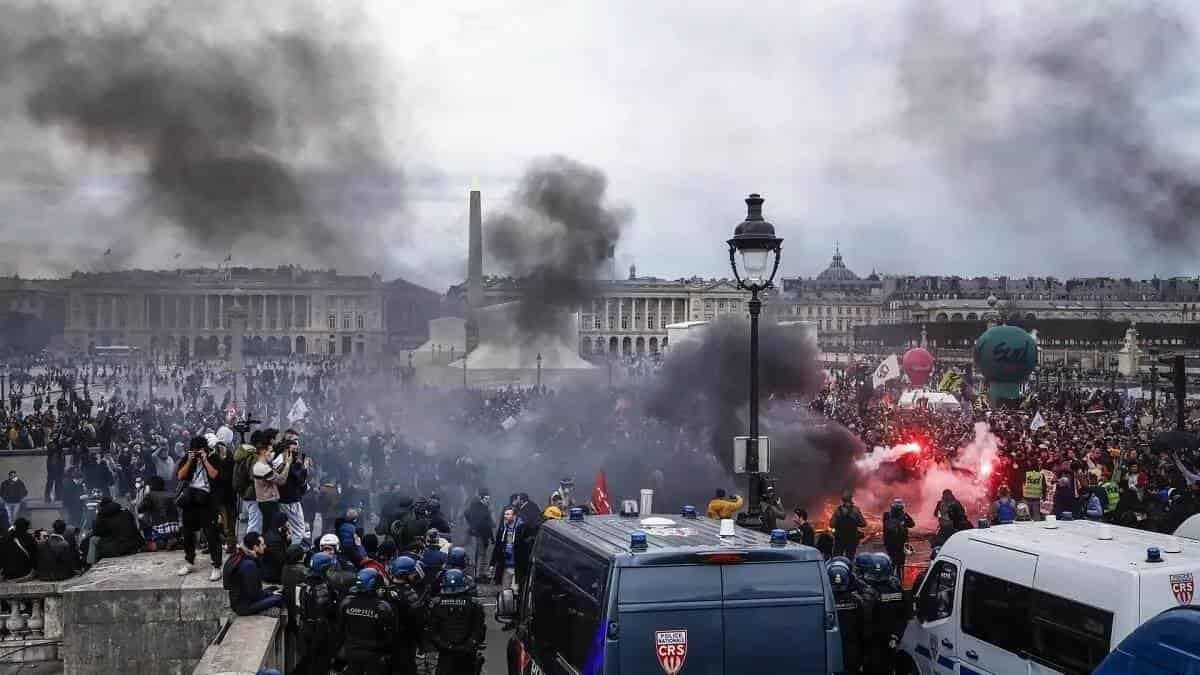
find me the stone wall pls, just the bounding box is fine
[60,553,227,675]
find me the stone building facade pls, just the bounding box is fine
[57,266,440,358]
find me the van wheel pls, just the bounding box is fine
[894,653,919,675]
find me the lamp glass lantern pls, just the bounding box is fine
[727,193,783,291]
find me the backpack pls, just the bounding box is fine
[232,456,255,499]
[833,505,858,532]
[223,551,246,591]
[295,578,334,633]
[995,498,1016,524]
[883,514,907,546]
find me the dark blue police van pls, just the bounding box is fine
[499,508,842,675]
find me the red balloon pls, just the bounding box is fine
[902,348,935,387]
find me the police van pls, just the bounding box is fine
[897,518,1200,675]
[498,507,842,675]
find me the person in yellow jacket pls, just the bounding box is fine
[706,489,744,519]
[1022,468,1044,521]
[543,492,565,520]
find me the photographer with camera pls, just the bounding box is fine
[276,430,309,543]
[251,429,293,538]
[176,436,222,581]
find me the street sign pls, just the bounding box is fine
[733,435,771,474]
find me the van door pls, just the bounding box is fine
[616,566,724,675]
[956,544,1038,675]
[721,561,829,675]
[911,556,963,675]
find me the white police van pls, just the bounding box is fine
[897,518,1200,675]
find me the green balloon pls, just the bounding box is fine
[974,325,1037,385]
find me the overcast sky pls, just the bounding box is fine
[5,0,1200,287]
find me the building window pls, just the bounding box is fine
[342,312,351,330]
[621,315,629,330]
[356,313,364,330]
[327,313,336,331]
[608,316,615,330]
[837,319,843,331]
[595,317,602,330]
[647,316,655,330]
[807,307,813,317]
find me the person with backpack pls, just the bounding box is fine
[830,491,866,558]
[2,518,37,581]
[295,553,338,675]
[222,532,284,616]
[1078,474,1108,521]
[991,485,1019,524]
[881,499,915,577]
[233,439,261,534]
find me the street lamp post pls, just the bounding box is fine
[726,193,783,531]
[1150,348,1160,416]
[536,353,543,390]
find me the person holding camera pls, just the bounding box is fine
[276,430,309,543]
[252,429,293,538]
[176,436,222,581]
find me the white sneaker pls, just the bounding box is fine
[176,564,193,576]
[208,568,222,582]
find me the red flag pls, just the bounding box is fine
[590,470,612,515]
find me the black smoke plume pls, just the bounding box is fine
[0,1,401,270]
[645,319,864,509]
[898,2,1200,250]
[486,156,631,335]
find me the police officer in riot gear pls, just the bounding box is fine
[439,546,478,596]
[827,557,863,674]
[427,569,486,675]
[859,552,906,675]
[337,568,397,674]
[295,553,337,675]
[384,556,426,675]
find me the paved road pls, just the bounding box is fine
[478,583,511,675]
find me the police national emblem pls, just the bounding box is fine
[655,630,688,674]
[1170,572,1195,604]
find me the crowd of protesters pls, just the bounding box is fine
[816,367,1200,537]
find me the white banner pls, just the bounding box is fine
[287,397,309,423]
[872,354,900,389]
[1029,411,1047,431]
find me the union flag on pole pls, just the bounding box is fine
[590,470,613,515]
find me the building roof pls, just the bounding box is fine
[816,247,860,282]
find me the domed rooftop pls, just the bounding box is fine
[816,246,859,282]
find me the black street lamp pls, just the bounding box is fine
[726,193,783,530]
[536,353,543,390]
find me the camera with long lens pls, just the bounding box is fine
[232,418,262,434]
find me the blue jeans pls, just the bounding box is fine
[5,502,21,524]
[278,502,306,542]
[236,593,283,616]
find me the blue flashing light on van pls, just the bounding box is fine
[500,513,842,675]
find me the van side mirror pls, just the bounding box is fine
[496,588,517,622]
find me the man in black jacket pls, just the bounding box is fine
[209,440,238,555]
[2,518,37,581]
[60,470,86,530]
[85,498,142,564]
[276,434,309,543]
[36,520,78,581]
[462,489,494,577]
[2,471,28,525]
[223,532,284,616]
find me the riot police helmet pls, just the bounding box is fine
[356,568,381,592]
[390,555,418,577]
[447,546,468,569]
[853,552,873,578]
[441,569,469,595]
[310,552,334,575]
[865,552,893,583]
[827,558,853,593]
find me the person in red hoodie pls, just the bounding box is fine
[358,533,389,583]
